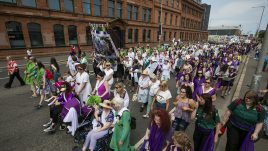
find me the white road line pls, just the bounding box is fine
[0,77,9,80]
[134,108,176,149]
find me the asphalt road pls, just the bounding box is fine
[0,54,267,151]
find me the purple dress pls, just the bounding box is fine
[193,86,216,101]
[58,92,81,119]
[97,82,110,100]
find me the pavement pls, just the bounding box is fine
[0,52,267,151]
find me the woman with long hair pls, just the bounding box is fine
[220,91,265,151]
[151,81,172,111]
[36,61,50,108]
[24,57,37,97]
[194,78,216,102]
[113,82,129,108]
[192,93,221,151]
[141,109,172,151]
[172,86,196,131]
[50,57,60,82]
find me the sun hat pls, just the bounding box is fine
[99,100,112,109]
[141,70,149,76]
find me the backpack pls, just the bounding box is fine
[45,69,53,80]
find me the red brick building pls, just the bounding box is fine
[0,0,208,59]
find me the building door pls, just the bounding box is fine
[108,26,124,49]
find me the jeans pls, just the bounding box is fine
[156,102,166,110]
[172,117,189,131]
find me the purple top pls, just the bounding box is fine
[193,76,205,91]
[58,92,74,106]
[174,99,191,122]
[97,82,110,100]
[61,97,81,119]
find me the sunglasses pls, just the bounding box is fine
[115,87,121,89]
[205,81,210,84]
[78,68,83,70]
[180,91,186,93]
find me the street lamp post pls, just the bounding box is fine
[252,6,265,37]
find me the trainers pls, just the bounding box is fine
[43,121,52,127]
[43,125,55,133]
[143,114,149,118]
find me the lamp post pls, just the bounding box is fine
[252,6,265,37]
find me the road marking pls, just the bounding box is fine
[0,77,9,80]
[134,108,175,149]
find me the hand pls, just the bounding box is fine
[214,135,219,144]
[182,106,189,111]
[251,133,258,141]
[119,140,123,146]
[77,92,80,96]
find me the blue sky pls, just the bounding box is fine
[202,0,268,34]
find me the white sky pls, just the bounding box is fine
[202,0,268,34]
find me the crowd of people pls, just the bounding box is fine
[4,41,268,151]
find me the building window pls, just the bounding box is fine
[174,32,176,39]
[116,2,122,18]
[108,0,114,17]
[48,0,60,11]
[133,6,138,20]
[127,5,132,20]
[164,13,167,25]
[28,23,43,47]
[53,24,65,46]
[134,29,138,43]
[169,32,171,40]
[94,0,101,16]
[163,31,166,41]
[21,0,36,7]
[0,0,16,4]
[83,0,91,15]
[128,28,132,43]
[147,30,151,42]
[5,21,25,48]
[171,0,174,7]
[165,0,168,5]
[64,0,74,12]
[170,14,173,25]
[68,25,78,45]
[158,10,161,23]
[175,16,177,26]
[142,29,146,42]
[86,26,92,45]
[176,0,179,7]
[142,8,146,22]
[147,9,151,23]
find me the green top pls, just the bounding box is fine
[24,61,36,85]
[196,106,220,130]
[228,100,265,126]
[36,68,45,86]
[110,111,134,151]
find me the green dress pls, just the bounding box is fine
[110,111,134,151]
[24,61,36,85]
[36,68,45,87]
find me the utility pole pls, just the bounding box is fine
[252,6,265,37]
[250,23,268,91]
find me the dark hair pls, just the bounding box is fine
[200,93,215,120]
[220,64,229,73]
[150,109,171,133]
[37,61,45,69]
[97,71,105,78]
[50,57,60,72]
[183,73,191,81]
[180,85,193,99]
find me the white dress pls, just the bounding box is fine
[104,68,114,86]
[161,63,171,81]
[75,72,92,104]
[114,89,130,108]
[138,76,150,103]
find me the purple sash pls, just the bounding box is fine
[230,116,255,151]
[197,126,215,151]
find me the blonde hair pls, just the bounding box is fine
[160,81,168,91]
[112,97,124,109]
[173,131,192,151]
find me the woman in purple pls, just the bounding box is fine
[194,78,216,102]
[43,82,76,133]
[92,71,110,100]
[193,70,205,96]
[140,109,172,151]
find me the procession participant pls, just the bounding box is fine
[114,58,124,82]
[67,52,77,76]
[4,56,25,88]
[221,91,265,151]
[194,78,216,102]
[146,58,158,75]
[130,59,141,92]
[110,98,133,151]
[35,61,51,108]
[141,109,172,151]
[82,100,114,151]
[128,48,135,60]
[161,59,171,82]
[164,131,192,151]
[50,57,61,82]
[123,56,133,85]
[193,70,205,95]
[179,74,194,96]
[138,70,150,112]
[24,57,37,97]
[192,93,221,151]
[91,71,110,100]
[102,62,114,89]
[151,81,172,111]
[143,74,160,118]
[75,64,92,104]
[80,52,88,71]
[173,86,196,131]
[113,82,130,108]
